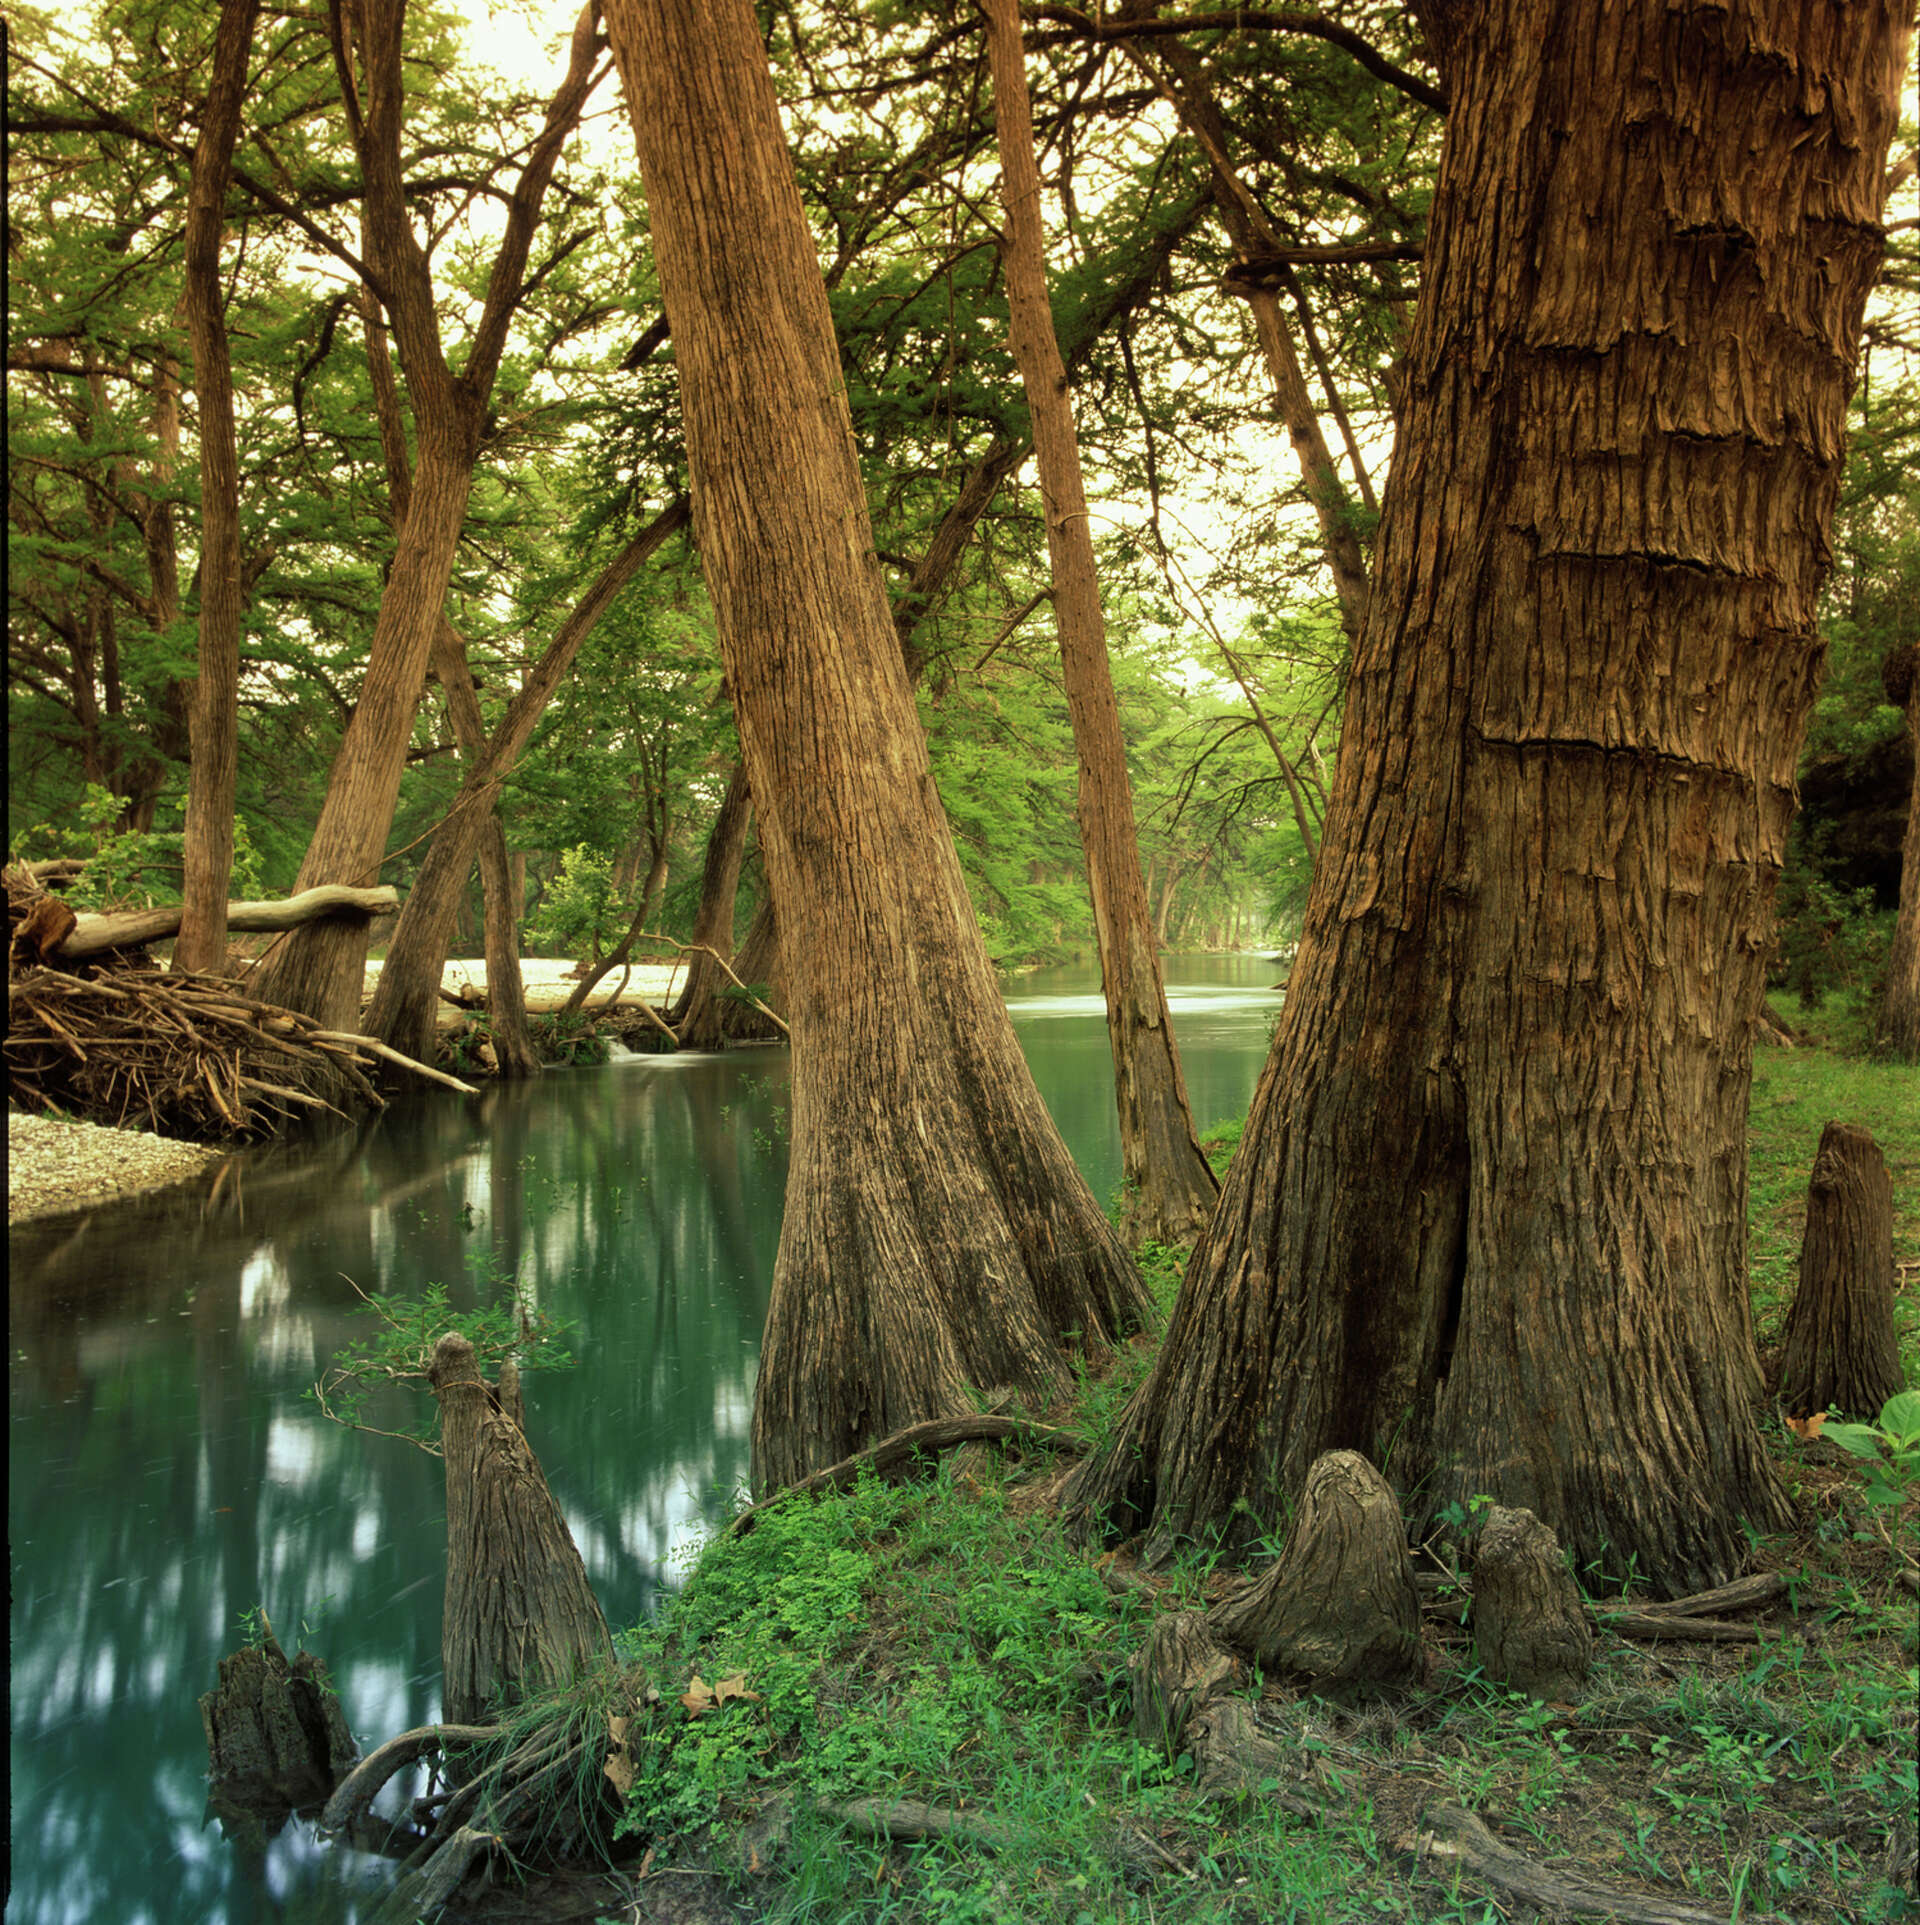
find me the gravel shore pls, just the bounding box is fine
[7,1109,227,1226]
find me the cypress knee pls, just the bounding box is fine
[1470,1506,1592,1702]
[1205,1450,1425,1689]
[1776,1123,1901,1420]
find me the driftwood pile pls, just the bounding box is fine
[6,862,472,1138]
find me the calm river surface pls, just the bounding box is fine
[6,954,1281,1925]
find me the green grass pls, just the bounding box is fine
[608,1446,1915,1923]
[587,1026,1917,1923]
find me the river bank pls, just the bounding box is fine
[7,1107,225,1225]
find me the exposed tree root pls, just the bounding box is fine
[1419,1804,1791,1925]
[728,1412,1086,1536]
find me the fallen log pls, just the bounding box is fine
[1624,1573,1786,1619]
[1599,1611,1772,1644]
[56,884,400,960]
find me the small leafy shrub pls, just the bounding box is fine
[1771,864,1890,1011]
[526,844,627,965]
[1821,1390,1920,1516]
[530,1012,610,1067]
[308,1277,574,1451]
[11,784,265,911]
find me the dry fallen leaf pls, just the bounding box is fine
[682,1673,714,1717]
[713,1672,762,1708]
[603,1749,636,1795]
[1784,1411,1826,1442]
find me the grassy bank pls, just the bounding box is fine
[593,1025,1916,1925]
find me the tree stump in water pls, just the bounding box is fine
[1470,1506,1592,1702]
[1776,1122,1901,1419]
[430,1332,612,1726]
[1129,1610,1241,1753]
[1205,1450,1425,1689]
[200,1623,357,1825]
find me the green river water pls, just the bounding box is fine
[6,955,1282,1924]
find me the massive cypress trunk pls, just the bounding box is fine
[172,0,261,976]
[983,0,1219,1249]
[603,0,1152,1494]
[1066,0,1907,1598]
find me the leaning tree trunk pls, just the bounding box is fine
[1066,0,1907,1597]
[605,0,1153,1495]
[431,624,541,1078]
[1776,1122,1902,1420]
[1876,643,1919,1060]
[1121,19,1373,648]
[364,501,688,1063]
[172,0,262,976]
[250,3,599,1031]
[559,832,670,1016]
[670,763,753,1049]
[984,0,1219,1249]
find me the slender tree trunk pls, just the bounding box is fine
[365,501,689,1061]
[1118,19,1372,645]
[560,829,670,1016]
[604,0,1153,1494]
[250,1,599,1029]
[1067,0,1907,1597]
[430,623,541,1078]
[173,0,263,976]
[670,762,753,1049]
[1875,645,1919,1059]
[984,0,1217,1248]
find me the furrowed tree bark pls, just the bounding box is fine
[984,0,1219,1249]
[172,0,262,976]
[1066,0,1908,1596]
[429,1334,611,1726]
[364,499,688,1063]
[1775,1122,1901,1420]
[604,0,1153,1495]
[689,192,1211,1047]
[250,1,600,1031]
[1876,643,1919,1060]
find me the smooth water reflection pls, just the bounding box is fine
[6,955,1280,1923]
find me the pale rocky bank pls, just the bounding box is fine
[8,1109,226,1226]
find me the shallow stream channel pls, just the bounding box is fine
[7,954,1282,1924]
